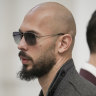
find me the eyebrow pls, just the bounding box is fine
[19,29,39,35]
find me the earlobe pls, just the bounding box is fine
[58,34,72,54]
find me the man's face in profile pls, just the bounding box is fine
[17,4,60,81]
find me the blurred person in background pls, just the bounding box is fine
[13,2,96,96]
[80,10,96,85]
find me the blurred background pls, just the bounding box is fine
[0,0,96,96]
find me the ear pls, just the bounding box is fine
[58,34,72,53]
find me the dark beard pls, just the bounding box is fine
[17,50,56,81]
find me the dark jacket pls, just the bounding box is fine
[39,59,96,96]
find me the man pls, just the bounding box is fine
[13,2,96,96]
[80,10,96,85]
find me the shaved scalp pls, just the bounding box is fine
[24,2,76,49]
[28,2,76,35]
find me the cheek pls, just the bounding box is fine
[28,45,42,60]
[27,39,54,60]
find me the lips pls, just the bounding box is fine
[19,56,31,64]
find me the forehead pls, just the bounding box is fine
[20,8,56,35]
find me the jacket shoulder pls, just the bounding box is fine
[54,66,96,96]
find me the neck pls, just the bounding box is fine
[89,53,96,67]
[38,55,71,96]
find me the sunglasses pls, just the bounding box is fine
[13,31,64,45]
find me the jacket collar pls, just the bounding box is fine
[39,58,74,96]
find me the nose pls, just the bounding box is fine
[18,37,28,51]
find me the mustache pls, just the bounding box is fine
[18,51,32,60]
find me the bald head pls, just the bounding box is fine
[27,2,76,36]
[21,2,76,49]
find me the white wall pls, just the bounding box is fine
[0,0,96,96]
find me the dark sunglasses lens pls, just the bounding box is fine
[24,33,36,45]
[13,32,22,44]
